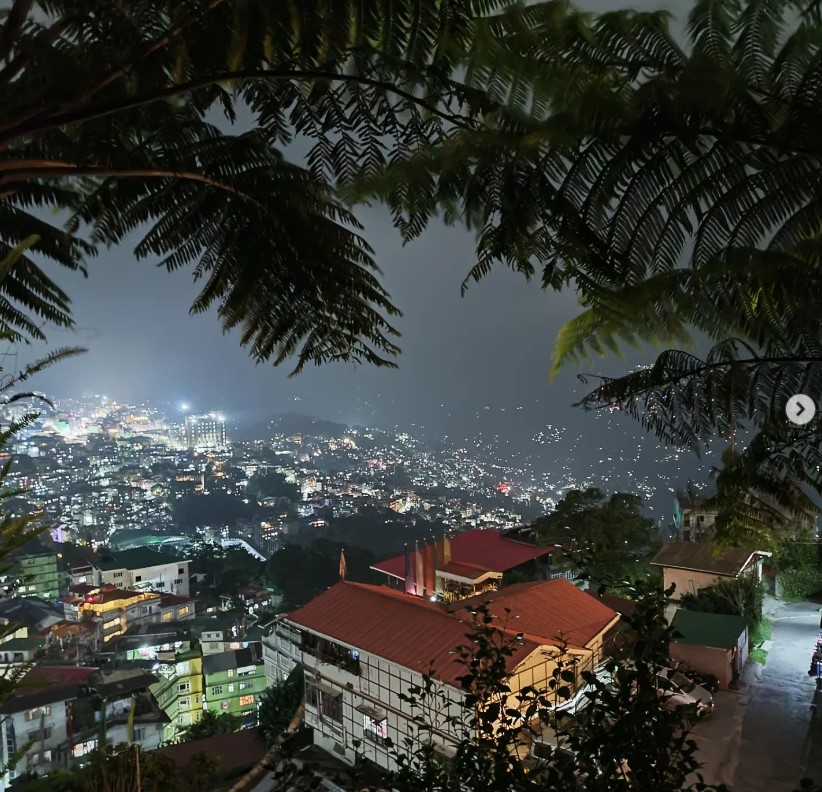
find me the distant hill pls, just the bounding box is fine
[236,412,367,441]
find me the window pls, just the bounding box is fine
[135,576,142,582]
[177,661,190,676]
[178,568,185,575]
[228,684,235,693]
[178,606,189,616]
[220,700,230,710]
[28,728,53,741]
[114,572,123,578]
[25,706,51,721]
[177,681,190,694]
[321,691,342,723]
[174,578,183,585]
[239,682,253,691]
[30,749,52,765]
[179,697,191,709]
[212,686,223,696]
[306,683,319,708]
[194,695,200,704]
[209,642,219,650]
[133,727,145,742]
[238,695,255,707]
[226,669,235,678]
[363,715,388,746]
[162,612,172,621]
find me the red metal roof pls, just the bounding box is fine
[286,579,617,684]
[451,579,620,649]
[21,665,97,687]
[372,530,554,579]
[286,582,539,685]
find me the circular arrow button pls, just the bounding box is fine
[786,394,816,426]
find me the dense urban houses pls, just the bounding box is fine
[70,548,192,597]
[264,578,619,772]
[370,529,561,602]
[202,643,266,727]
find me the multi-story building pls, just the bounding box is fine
[10,541,60,601]
[0,666,97,790]
[202,643,266,728]
[265,579,619,772]
[150,642,205,742]
[72,548,191,597]
[184,413,227,451]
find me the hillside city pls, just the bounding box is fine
[0,397,819,792]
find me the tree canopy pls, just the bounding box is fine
[246,471,300,503]
[533,488,658,585]
[348,0,822,543]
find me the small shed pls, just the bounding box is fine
[669,610,749,690]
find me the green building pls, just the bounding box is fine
[149,642,205,742]
[12,540,59,601]
[202,642,266,728]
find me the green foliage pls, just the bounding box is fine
[0,0,534,373]
[258,666,304,745]
[679,573,765,627]
[532,488,658,585]
[246,471,300,503]
[179,709,240,743]
[347,0,822,544]
[772,530,822,600]
[264,539,378,609]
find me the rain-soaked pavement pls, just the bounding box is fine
[693,597,822,791]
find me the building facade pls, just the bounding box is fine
[265,580,619,772]
[202,643,266,728]
[150,644,204,742]
[184,413,227,451]
[14,546,60,601]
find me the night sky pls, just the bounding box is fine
[15,0,701,507]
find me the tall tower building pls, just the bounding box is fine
[184,412,227,450]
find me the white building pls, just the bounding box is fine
[184,413,227,451]
[0,666,97,790]
[264,579,619,772]
[73,548,191,598]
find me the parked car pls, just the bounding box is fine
[656,667,714,717]
[553,667,615,716]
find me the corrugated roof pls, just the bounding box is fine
[651,541,766,576]
[287,589,449,681]
[202,643,263,676]
[671,609,749,650]
[451,579,619,648]
[288,582,555,684]
[372,529,554,579]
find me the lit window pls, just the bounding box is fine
[238,695,255,707]
[226,669,234,678]
[228,684,234,693]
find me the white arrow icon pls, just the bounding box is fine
[786,394,816,426]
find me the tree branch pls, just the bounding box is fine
[0,0,32,64]
[0,164,260,206]
[0,67,472,150]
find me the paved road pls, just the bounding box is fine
[695,598,822,791]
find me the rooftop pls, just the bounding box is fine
[372,530,554,580]
[153,727,267,773]
[286,582,568,685]
[94,547,189,572]
[450,578,620,648]
[202,643,263,676]
[651,541,770,577]
[671,609,749,650]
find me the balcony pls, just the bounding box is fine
[301,634,360,677]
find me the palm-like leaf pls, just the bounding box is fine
[348,0,822,541]
[0,0,519,370]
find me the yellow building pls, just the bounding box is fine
[150,643,204,743]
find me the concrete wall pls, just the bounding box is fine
[669,643,733,689]
[664,569,730,600]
